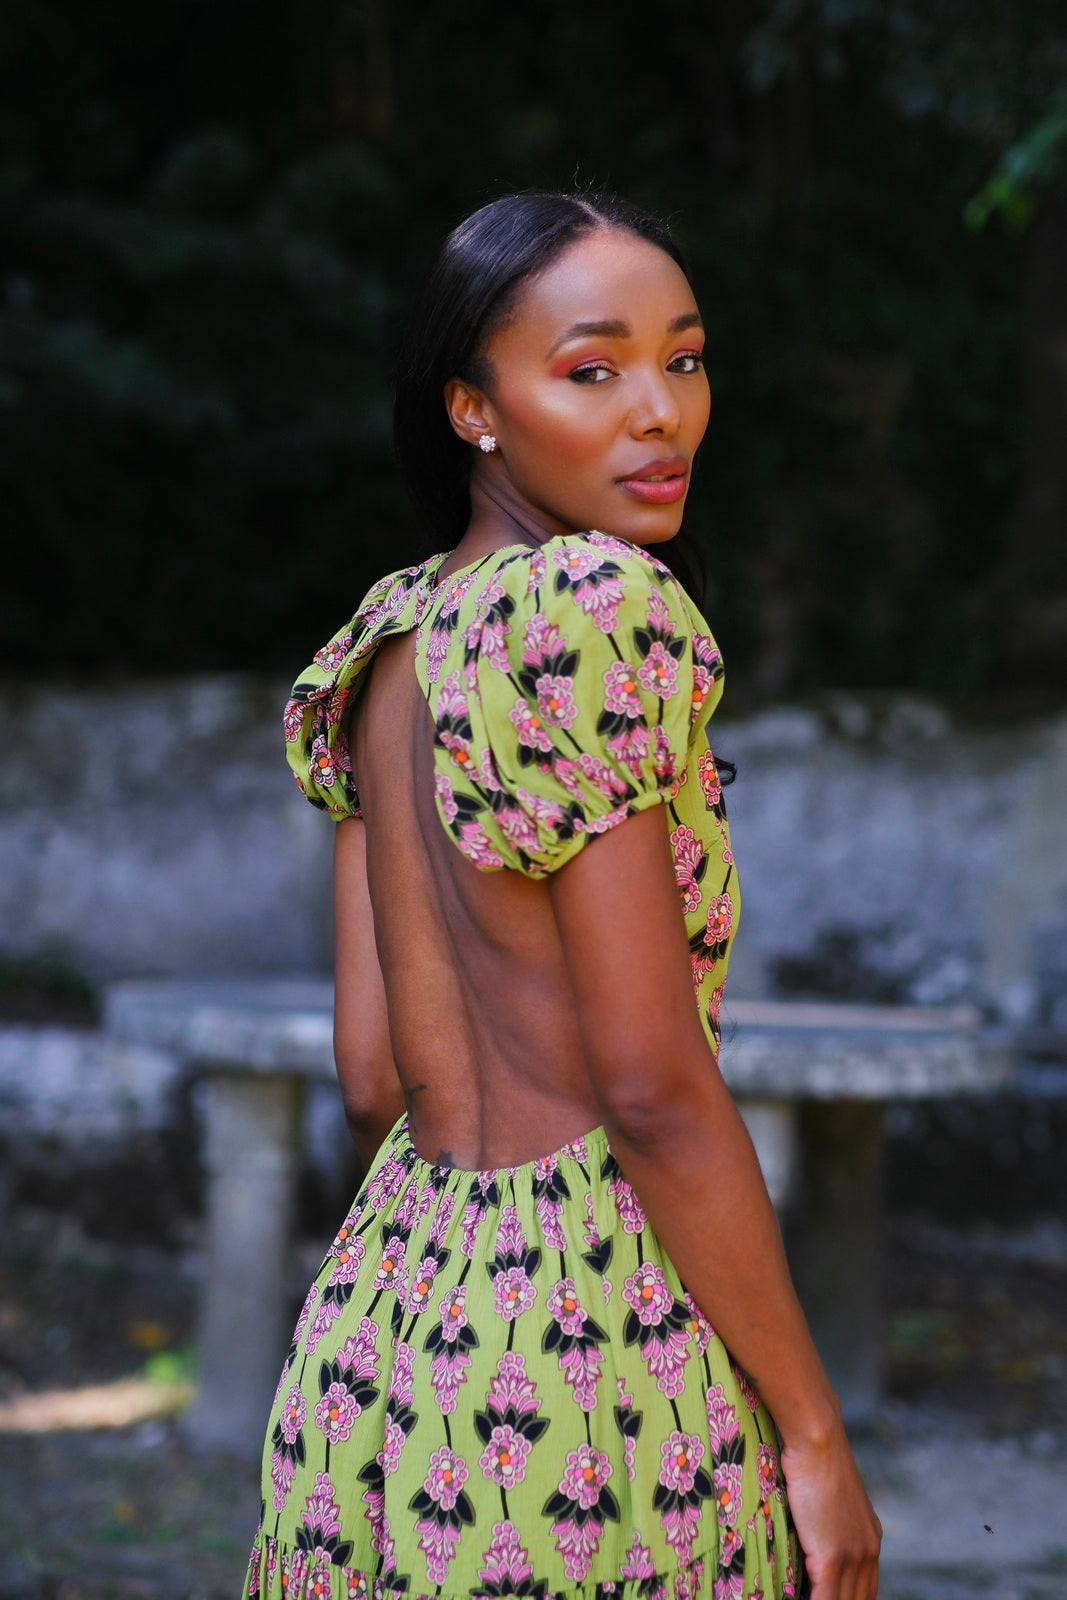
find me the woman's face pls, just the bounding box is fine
[451,228,711,549]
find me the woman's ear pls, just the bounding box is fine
[444,378,495,447]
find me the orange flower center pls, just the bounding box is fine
[499,1449,511,1466]
[582,1465,596,1482]
[563,1296,577,1312]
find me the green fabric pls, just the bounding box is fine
[244,533,806,1597]
[242,1119,805,1599]
[283,532,739,1058]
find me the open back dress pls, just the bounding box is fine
[242,530,805,1600]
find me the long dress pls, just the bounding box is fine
[242,531,806,1600]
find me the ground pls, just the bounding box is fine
[0,1207,1065,1600]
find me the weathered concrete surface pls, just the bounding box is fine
[0,1023,179,1143]
[2,678,1065,1028]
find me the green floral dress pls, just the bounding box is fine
[244,532,806,1600]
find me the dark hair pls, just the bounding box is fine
[392,190,692,549]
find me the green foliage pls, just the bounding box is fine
[965,98,1067,232]
[1,1,1063,692]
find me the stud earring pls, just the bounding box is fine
[478,434,498,454]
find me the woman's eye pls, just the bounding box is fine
[669,352,704,375]
[568,363,614,384]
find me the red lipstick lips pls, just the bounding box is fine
[618,456,689,506]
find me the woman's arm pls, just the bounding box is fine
[548,805,881,1600]
[332,816,405,1169]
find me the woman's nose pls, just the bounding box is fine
[629,371,681,437]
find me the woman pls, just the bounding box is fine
[244,192,881,1600]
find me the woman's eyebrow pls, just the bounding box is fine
[546,311,703,359]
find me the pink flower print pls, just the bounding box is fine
[560,1444,613,1512]
[456,820,504,869]
[644,1326,692,1398]
[315,1382,360,1444]
[474,576,507,619]
[698,748,723,809]
[365,1154,406,1208]
[497,799,542,856]
[671,823,705,914]
[245,1541,261,1596]
[574,575,624,633]
[662,1500,704,1566]
[431,1345,471,1414]
[559,1339,604,1411]
[620,1530,657,1579]
[434,771,458,824]
[460,1199,486,1257]
[536,672,578,729]
[394,1177,419,1231]
[706,984,725,1032]
[387,1341,416,1406]
[409,1254,441,1318]
[479,1422,532,1487]
[314,633,353,673]
[437,1284,468,1341]
[466,614,511,674]
[714,1461,744,1528]
[647,584,676,636]
[603,660,644,718]
[638,641,679,699]
[427,1189,455,1249]
[509,695,555,753]
[548,1277,588,1339]
[478,1520,534,1587]
[522,611,568,665]
[479,746,503,792]
[705,1384,741,1455]
[623,1264,674,1327]
[415,1516,462,1587]
[303,1470,343,1539]
[757,1442,779,1501]
[495,1206,526,1257]
[704,892,734,955]
[684,1292,714,1356]
[439,727,474,770]
[552,542,605,583]
[493,1265,536,1320]
[436,670,469,722]
[279,1383,306,1445]
[439,569,478,616]
[516,786,566,829]
[609,1170,647,1233]
[423,1445,469,1512]
[328,1232,365,1286]
[309,733,337,788]
[733,1362,760,1411]
[334,1314,379,1376]
[608,722,651,774]
[577,751,632,801]
[660,1431,705,1496]
[372,1236,406,1295]
[651,724,682,786]
[270,1447,296,1512]
[693,632,721,668]
[305,1556,332,1598]
[537,1194,567,1251]
[283,699,304,742]
[553,1514,607,1583]
[486,1351,541,1417]
[378,1415,406,1476]
[526,547,547,591]
[340,1571,367,1600]
[691,663,712,723]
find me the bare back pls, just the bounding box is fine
[348,626,600,1169]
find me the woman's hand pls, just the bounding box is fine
[780,1422,882,1600]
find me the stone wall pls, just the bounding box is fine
[2,677,1066,1025]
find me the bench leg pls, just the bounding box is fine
[186,1070,304,1457]
[799,1100,884,1429]
[737,1097,800,1215]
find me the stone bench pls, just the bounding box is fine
[105,980,1013,1455]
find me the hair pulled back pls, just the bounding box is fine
[392,191,691,548]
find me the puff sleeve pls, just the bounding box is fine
[427,534,724,876]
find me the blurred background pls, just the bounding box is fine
[1,3,1066,1596]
